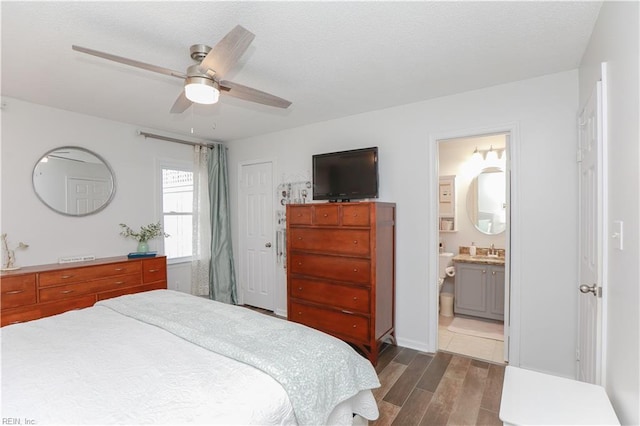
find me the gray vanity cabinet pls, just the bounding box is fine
[454,261,505,321]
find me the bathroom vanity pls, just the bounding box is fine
[453,254,505,321]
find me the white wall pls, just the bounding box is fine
[579,2,639,424]
[228,70,580,377]
[0,97,193,291]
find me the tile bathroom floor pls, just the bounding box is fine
[438,315,506,364]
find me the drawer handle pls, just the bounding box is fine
[342,309,354,314]
[353,268,358,272]
[114,281,125,285]
[297,237,302,240]
[482,270,486,274]
[354,213,358,217]
[323,213,328,217]
[353,297,358,300]
[352,324,357,328]
[60,290,74,294]
[353,240,358,244]
[492,271,496,275]
[298,262,302,266]
[298,311,302,315]
[114,268,125,271]
[60,275,74,279]
[5,290,24,295]
[298,287,303,291]
[148,269,160,273]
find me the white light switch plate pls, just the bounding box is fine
[611,220,624,250]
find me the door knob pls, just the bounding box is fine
[579,283,598,296]
[265,242,272,248]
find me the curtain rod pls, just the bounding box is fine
[138,131,222,148]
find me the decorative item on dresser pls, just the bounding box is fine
[0,256,167,326]
[286,201,396,365]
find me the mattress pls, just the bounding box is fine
[1,290,379,425]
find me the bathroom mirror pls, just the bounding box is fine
[466,167,506,235]
[32,146,116,216]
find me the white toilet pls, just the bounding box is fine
[438,252,454,291]
[438,252,454,316]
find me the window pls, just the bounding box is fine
[162,168,194,261]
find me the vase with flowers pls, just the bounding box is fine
[119,222,169,253]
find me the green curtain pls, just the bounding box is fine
[207,145,237,304]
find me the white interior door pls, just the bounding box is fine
[577,80,605,384]
[239,161,275,310]
[66,177,109,214]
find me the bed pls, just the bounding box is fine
[1,290,380,425]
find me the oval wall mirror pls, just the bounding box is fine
[466,167,506,235]
[32,146,116,216]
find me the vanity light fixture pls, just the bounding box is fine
[471,147,483,162]
[470,146,505,165]
[485,145,499,163]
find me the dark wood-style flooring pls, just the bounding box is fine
[372,344,505,426]
[242,305,505,425]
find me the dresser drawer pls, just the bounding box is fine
[1,294,95,326]
[39,273,141,303]
[289,228,370,256]
[1,274,37,309]
[289,206,312,225]
[342,204,370,226]
[97,281,167,301]
[290,253,371,284]
[39,261,142,287]
[313,205,339,225]
[290,301,369,342]
[143,258,167,283]
[290,278,370,313]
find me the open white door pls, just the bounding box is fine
[577,73,607,385]
[238,161,275,310]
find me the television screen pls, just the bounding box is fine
[312,147,378,201]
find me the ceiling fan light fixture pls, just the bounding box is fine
[184,76,219,104]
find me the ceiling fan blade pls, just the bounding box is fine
[199,25,255,79]
[72,45,186,79]
[170,91,193,113]
[220,80,291,109]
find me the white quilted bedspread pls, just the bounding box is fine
[1,290,380,425]
[97,290,380,425]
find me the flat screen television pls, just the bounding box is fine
[312,147,378,201]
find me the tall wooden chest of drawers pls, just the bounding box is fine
[0,256,167,326]
[286,202,396,365]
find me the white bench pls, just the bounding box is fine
[500,366,619,425]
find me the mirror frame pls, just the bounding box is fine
[32,146,117,217]
[466,166,506,235]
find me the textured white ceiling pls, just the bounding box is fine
[1,1,601,142]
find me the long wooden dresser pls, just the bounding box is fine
[286,202,396,365]
[0,256,167,326]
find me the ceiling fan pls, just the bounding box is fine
[72,25,291,113]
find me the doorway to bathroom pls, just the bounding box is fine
[435,131,511,365]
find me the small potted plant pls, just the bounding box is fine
[119,222,169,253]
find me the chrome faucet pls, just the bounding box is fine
[490,243,495,255]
